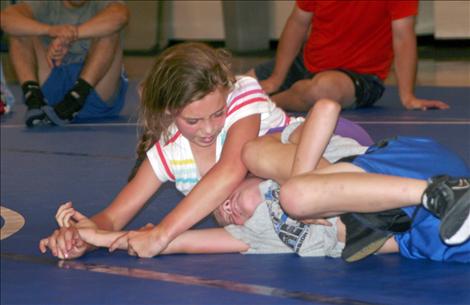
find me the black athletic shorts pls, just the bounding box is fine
[254,53,385,108]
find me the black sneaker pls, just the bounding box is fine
[340,213,392,263]
[23,87,48,127]
[25,108,49,127]
[43,92,84,126]
[422,175,470,245]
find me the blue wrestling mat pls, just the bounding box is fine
[1,83,470,305]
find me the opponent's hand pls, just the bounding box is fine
[39,202,96,259]
[403,96,449,111]
[39,226,88,259]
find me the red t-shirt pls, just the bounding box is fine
[296,0,418,80]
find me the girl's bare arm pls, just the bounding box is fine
[151,115,261,251]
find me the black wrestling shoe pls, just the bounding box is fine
[22,82,49,127]
[340,213,392,263]
[422,175,470,245]
[43,94,83,126]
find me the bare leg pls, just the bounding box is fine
[80,32,122,101]
[9,36,51,85]
[242,133,331,184]
[271,71,355,112]
[280,163,427,219]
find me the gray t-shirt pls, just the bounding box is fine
[225,180,344,257]
[23,0,121,64]
[224,135,367,257]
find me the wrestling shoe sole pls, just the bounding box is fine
[440,189,470,245]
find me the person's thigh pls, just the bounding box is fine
[254,53,313,93]
[338,69,385,109]
[32,38,52,84]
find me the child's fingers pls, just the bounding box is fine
[56,208,75,228]
[55,201,72,218]
[63,210,76,228]
[39,238,49,253]
[56,202,73,225]
[71,210,87,223]
[63,228,78,252]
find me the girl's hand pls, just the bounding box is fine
[55,201,77,227]
[110,226,169,258]
[55,202,96,230]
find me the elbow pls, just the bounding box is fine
[109,4,130,29]
[120,6,130,27]
[0,13,12,33]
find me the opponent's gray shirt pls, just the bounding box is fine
[225,180,345,257]
[225,135,368,257]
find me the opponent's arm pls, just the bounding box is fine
[39,159,162,259]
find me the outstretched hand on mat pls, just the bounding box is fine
[39,202,96,260]
[402,96,449,111]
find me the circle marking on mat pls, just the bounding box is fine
[0,205,26,240]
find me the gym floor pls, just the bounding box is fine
[1,48,470,305]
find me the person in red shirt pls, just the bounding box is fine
[247,0,449,111]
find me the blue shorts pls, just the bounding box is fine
[351,136,470,263]
[254,52,385,109]
[41,63,128,121]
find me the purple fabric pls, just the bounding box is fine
[335,117,374,146]
[267,116,373,146]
